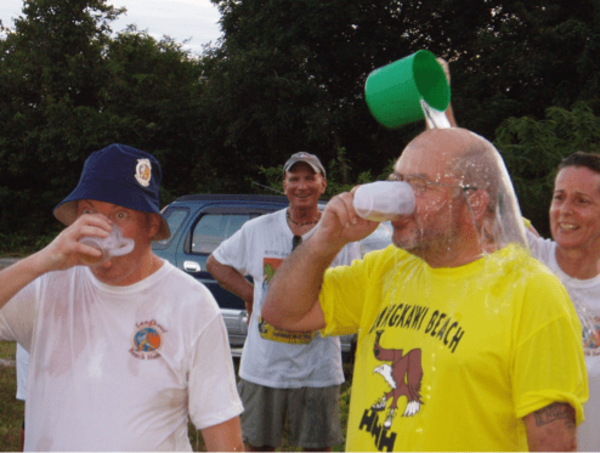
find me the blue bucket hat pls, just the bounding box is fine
[53,144,170,241]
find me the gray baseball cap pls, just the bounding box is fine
[283,152,326,177]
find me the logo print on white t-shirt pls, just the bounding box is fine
[129,320,166,360]
[583,317,600,356]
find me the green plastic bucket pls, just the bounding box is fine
[365,50,450,129]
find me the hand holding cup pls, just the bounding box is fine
[79,224,134,266]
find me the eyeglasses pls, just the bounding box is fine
[388,173,477,196]
[292,235,303,250]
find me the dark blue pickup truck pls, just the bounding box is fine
[152,194,393,357]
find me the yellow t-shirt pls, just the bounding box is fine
[320,244,588,452]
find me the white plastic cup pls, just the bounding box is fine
[79,224,135,266]
[353,181,415,222]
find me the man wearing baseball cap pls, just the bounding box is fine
[0,144,244,451]
[282,151,328,177]
[207,151,360,451]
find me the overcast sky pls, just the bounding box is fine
[0,0,223,55]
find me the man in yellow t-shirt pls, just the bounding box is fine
[262,128,588,451]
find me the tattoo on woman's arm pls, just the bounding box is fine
[533,402,576,429]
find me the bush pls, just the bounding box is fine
[495,101,600,237]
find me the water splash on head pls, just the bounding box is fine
[392,128,528,267]
[421,99,452,129]
[447,129,528,252]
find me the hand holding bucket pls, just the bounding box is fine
[364,50,450,129]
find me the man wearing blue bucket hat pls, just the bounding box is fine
[0,144,244,451]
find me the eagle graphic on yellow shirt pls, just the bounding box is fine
[371,330,424,429]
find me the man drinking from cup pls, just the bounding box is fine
[0,144,243,451]
[262,128,588,451]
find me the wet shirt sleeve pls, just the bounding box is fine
[187,311,244,429]
[319,248,388,337]
[512,272,589,425]
[0,278,37,349]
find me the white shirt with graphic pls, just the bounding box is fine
[0,261,242,451]
[212,208,361,389]
[527,230,600,451]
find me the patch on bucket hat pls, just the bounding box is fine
[53,144,170,241]
[135,158,152,187]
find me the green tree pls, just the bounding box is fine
[199,0,430,194]
[453,0,600,139]
[0,1,205,246]
[0,0,124,244]
[3,0,600,251]
[103,27,205,198]
[495,101,600,237]
[201,0,600,194]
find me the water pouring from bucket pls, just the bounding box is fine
[364,50,451,129]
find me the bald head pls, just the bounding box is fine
[398,128,500,201]
[405,127,478,155]
[390,127,526,265]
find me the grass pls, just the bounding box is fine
[0,342,24,452]
[0,343,352,452]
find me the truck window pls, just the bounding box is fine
[191,214,252,254]
[153,207,190,248]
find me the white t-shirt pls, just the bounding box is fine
[212,208,361,388]
[0,260,243,451]
[528,230,600,451]
[16,342,29,401]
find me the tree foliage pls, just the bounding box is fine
[104,29,205,197]
[201,0,600,195]
[0,0,204,243]
[453,0,600,139]
[495,102,600,237]
[2,0,600,248]
[199,0,436,191]
[0,0,122,241]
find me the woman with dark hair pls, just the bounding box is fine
[528,151,600,450]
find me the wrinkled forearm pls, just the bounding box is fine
[206,255,254,305]
[524,402,577,451]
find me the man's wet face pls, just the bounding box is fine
[77,200,159,286]
[390,140,469,260]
